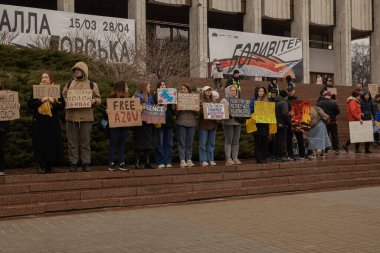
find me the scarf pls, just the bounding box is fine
[38,101,52,117]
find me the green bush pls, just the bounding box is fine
[1,46,255,168]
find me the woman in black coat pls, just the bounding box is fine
[0,80,10,175]
[28,72,65,173]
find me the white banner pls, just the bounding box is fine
[208,28,303,78]
[349,121,374,143]
[0,4,135,63]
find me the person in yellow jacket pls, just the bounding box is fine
[62,62,101,172]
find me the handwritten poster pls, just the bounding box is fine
[107,98,142,128]
[66,90,92,109]
[177,93,200,111]
[368,84,379,98]
[33,85,60,99]
[254,101,276,124]
[229,99,251,118]
[142,104,166,124]
[203,103,228,120]
[157,88,177,104]
[0,91,20,121]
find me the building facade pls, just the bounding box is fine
[0,0,377,86]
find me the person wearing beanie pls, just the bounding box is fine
[285,75,295,90]
[342,90,364,153]
[273,90,291,162]
[225,69,241,92]
[286,86,306,160]
[317,91,341,154]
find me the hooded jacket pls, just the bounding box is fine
[62,62,101,122]
[360,92,376,121]
[346,96,362,121]
[220,85,240,125]
[317,97,340,122]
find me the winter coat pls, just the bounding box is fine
[62,62,101,122]
[347,96,362,121]
[225,76,240,90]
[0,121,10,133]
[220,85,240,126]
[268,81,279,99]
[317,98,340,122]
[211,61,224,79]
[27,93,65,163]
[360,99,375,121]
[274,95,290,128]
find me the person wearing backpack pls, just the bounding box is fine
[62,62,101,172]
[211,59,224,89]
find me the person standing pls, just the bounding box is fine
[342,90,364,153]
[220,85,242,165]
[176,84,197,168]
[63,62,101,172]
[225,70,241,93]
[273,90,291,162]
[28,72,65,174]
[107,81,130,171]
[268,78,279,100]
[250,86,270,164]
[211,59,224,90]
[286,86,306,160]
[154,81,174,168]
[133,81,157,169]
[285,75,295,90]
[199,86,218,167]
[0,80,10,176]
[359,91,375,153]
[317,91,341,154]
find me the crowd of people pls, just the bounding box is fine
[0,61,379,175]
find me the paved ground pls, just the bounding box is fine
[0,187,380,253]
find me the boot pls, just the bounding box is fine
[144,153,152,169]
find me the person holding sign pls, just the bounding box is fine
[107,81,130,171]
[133,81,157,169]
[0,80,10,176]
[176,84,197,168]
[342,90,364,153]
[220,85,243,165]
[199,86,218,167]
[249,86,270,164]
[63,62,101,172]
[359,91,376,153]
[28,72,65,174]
[153,81,175,169]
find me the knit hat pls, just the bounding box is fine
[270,88,279,94]
[233,69,239,75]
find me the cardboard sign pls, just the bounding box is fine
[291,100,311,132]
[203,103,229,120]
[177,93,200,111]
[349,120,374,143]
[229,99,251,118]
[142,104,166,124]
[254,101,276,124]
[66,90,92,109]
[157,88,177,104]
[33,85,61,99]
[327,87,337,96]
[368,84,379,98]
[0,91,20,121]
[107,98,142,128]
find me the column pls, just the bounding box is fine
[371,0,380,83]
[333,0,352,86]
[291,0,310,84]
[243,0,261,33]
[189,0,208,78]
[128,0,146,72]
[57,0,75,12]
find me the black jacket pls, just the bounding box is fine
[317,98,340,122]
[360,99,375,121]
[274,95,290,128]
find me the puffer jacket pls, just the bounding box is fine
[346,96,362,121]
[62,62,101,122]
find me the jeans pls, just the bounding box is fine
[156,127,173,165]
[199,129,216,163]
[223,124,241,158]
[176,125,196,161]
[108,127,129,164]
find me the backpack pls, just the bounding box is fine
[216,63,223,72]
[67,79,94,89]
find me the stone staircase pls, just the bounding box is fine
[1,154,379,218]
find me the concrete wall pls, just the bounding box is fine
[208,0,241,13]
[262,0,291,20]
[351,0,372,31]
[309,0,334,26]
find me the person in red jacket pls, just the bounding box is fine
[342,90,364,153]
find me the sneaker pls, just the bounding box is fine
[233,158,242,165]
[118,163,128,171]
[226,158,235,165]
[69,164,77,172]
[187,160,195,167]
[201,161,209,167]
[166,164,172,168]
[108,163,117,171]
[37,167,46,174]
[0,171,4,176]
[157,164,165,169]
[180,160,187,168]
[298,157,305,160]
[355,149,362,153]
[342,145,349,153]
[334,150,340,155]
[209,161,217,166]
[82,164,91,172]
